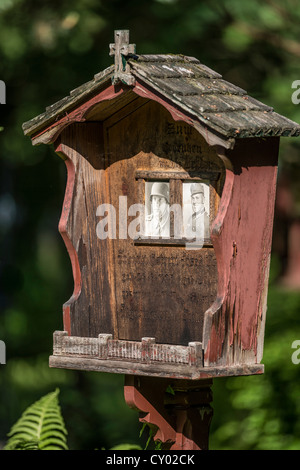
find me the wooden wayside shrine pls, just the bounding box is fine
[23,30,300,449]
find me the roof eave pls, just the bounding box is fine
[22,65,114,139]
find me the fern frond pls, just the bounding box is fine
[4,389,68,450]
[4,439,39,450]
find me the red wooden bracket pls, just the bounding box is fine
[124,375,213,450]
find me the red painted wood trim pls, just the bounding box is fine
[31,84,126,144]
[132,81,232,148]
[31,78,232,151]
[124,375,213,449]
[133,82,194,125]
[55,143,82,335]
[203,155,234,363]
[203,138,279,366]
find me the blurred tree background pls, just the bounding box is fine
[0,0,300,450]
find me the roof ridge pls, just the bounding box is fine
[128,54,200,64]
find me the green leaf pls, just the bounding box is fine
[109,443,142,450]
[4,389,68,450]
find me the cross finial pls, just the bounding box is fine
[109,30,136,85]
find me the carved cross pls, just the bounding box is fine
[109,30,136,85]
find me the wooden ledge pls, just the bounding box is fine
[49,354,264,380]
[49,331,264,380]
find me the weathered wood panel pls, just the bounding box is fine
[103,101,222,345]
[55,123,116,338]
[55,99,224,346]
[203,137,279,366]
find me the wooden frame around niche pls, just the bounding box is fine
[134,168,222,247]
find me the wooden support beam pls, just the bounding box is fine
[124,375,213,450]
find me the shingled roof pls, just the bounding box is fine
[23,39,300,142]
[128,54,300,139]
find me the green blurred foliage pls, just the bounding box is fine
[0,0,300,450]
